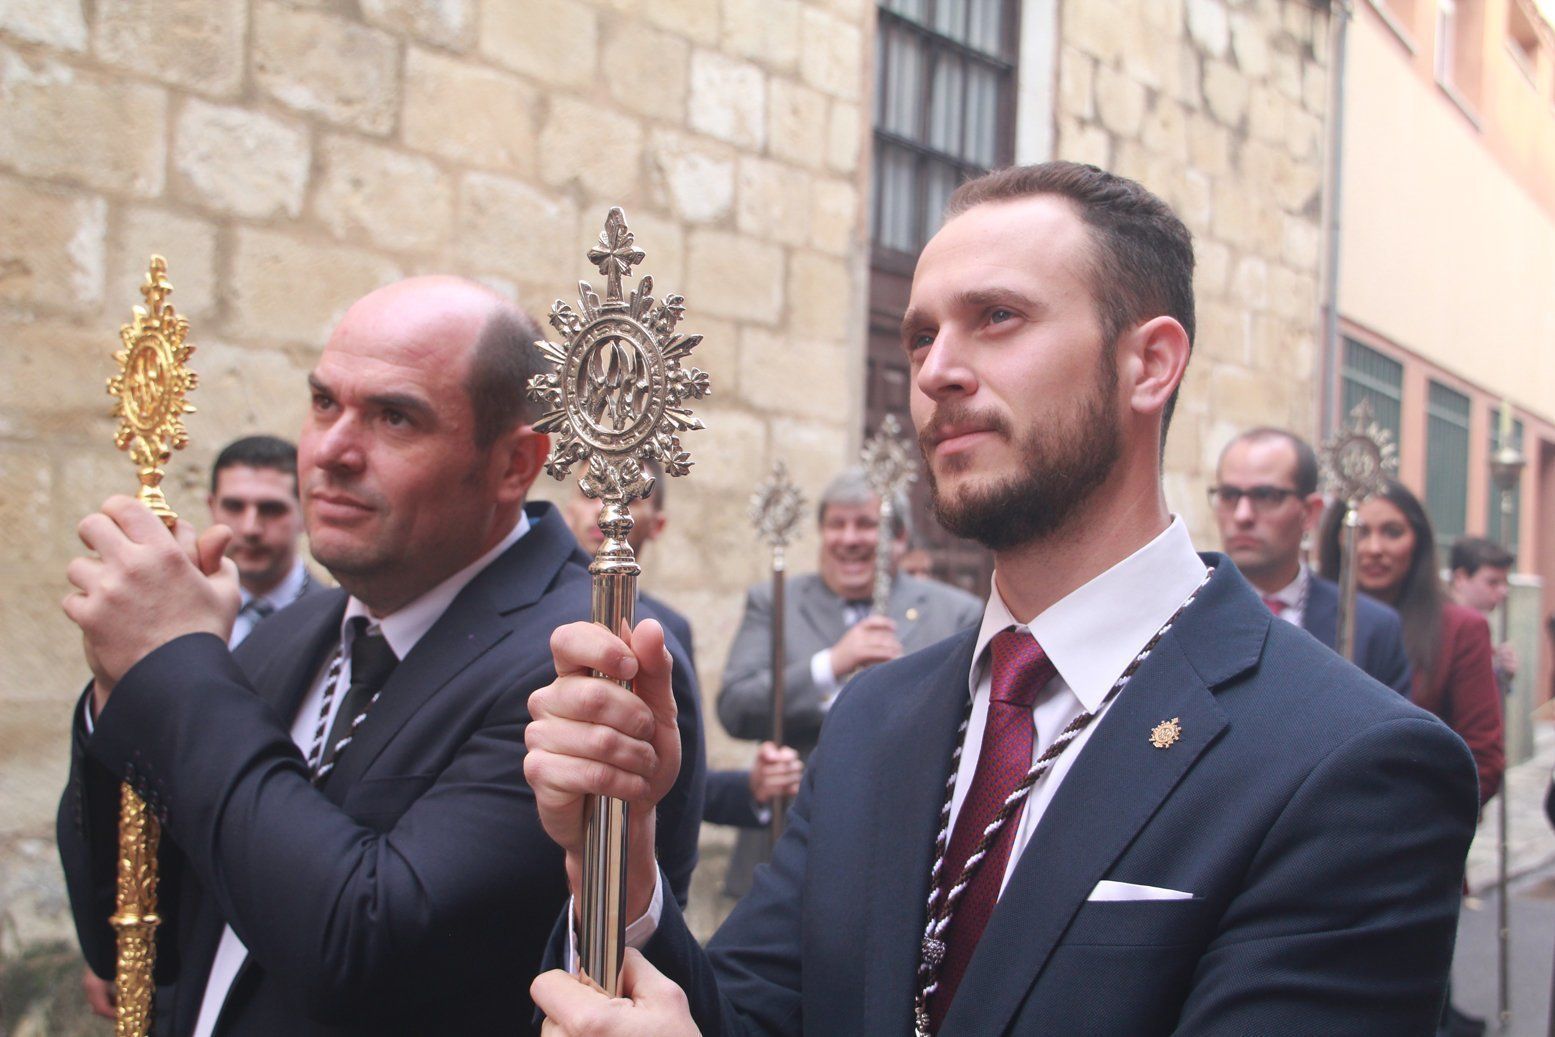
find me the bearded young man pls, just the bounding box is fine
[523,162,1478,1035]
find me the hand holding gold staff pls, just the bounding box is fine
[102,256,197,1037]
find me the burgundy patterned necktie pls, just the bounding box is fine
[927,628,1056,1031]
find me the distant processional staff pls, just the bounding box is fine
[715,467,981,896]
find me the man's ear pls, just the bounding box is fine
[1120,316,1191,419]
[1301,493,1326,534]
[493,426,550,504]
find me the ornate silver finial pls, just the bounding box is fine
[528,207,711,509]
[860,414,918,615]
[1321,398,1398,507]
[750,460,805,551]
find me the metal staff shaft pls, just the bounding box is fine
[105,256,196,1037]
[770,545,787,840]
[872,494,896,616]
[1335,505,1361,662]
[580,502,638,995]
[1495,486,1512,1035]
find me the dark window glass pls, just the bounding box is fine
[1425,381,1470,563]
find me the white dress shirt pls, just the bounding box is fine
[193,514,529,1037]
[1260,563,1310,629]
[230,560,312,647]
[955,516,1207,894]
[614,516,1207,949]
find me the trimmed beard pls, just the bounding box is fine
[923,348,1122,552]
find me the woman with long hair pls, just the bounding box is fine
[1319,479,1504,807]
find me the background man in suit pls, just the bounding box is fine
[523,162,1477,1036]
[209,435,326,648]
[715,467,981,895]
[1450,535,1519,683]
[56,276,704,1035]
[1213,427,1411,694]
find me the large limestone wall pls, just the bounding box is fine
[1055,0,1332,544]
[0,0,871,955]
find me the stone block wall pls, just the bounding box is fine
[0,0,871,954]
[1055,0,1332,544]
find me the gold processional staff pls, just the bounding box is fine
[104,256,199,1037]
[748,461,805,840]
[1319,398,1396,662]
[861,414,917,616]
[527,208,710,995]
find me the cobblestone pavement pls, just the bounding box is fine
[1468,725,1555,896]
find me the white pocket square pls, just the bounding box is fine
[1087,880,1195,902]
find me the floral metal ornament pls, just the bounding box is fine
[107,256,198,524]
[750,459,805,551]
[528,207,710,505]
[1321,398,1398,508]
[860,414,918,615]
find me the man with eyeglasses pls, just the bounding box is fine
[1212,427,1410,694]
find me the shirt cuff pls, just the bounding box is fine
[564,870,665,973]
[811,649,841,708]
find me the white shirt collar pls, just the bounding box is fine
[1267,562,1309,609]
[970,516,1208,712]
[340,511,530,660]
[240,558,308,611]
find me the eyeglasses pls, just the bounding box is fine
[1207,485,1302,513]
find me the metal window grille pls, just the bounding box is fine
[1425,381,1470,563]
[1340,337,1405,452]
[871,0,1018,256]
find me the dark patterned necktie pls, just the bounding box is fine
[315,620,399,781]
[926,628,1055,1031]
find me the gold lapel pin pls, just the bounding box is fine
[1149,717,1182,749]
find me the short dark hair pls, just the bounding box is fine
[1450,536,1514,577]
[1220,428,1320,496]
[211,435,298,495]
[465,306,548,448]
[945,161,1196,437]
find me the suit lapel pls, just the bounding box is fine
[243,592,347,724]
[798,573,848,647]
[1303,577,1337,648]
[941,559,1265,1036]
[861,630,977,1032]
[320,503,577,799]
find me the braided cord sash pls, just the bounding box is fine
[912,568,1213,1036]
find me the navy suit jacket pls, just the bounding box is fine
[57,503,705,1036]
[1301,575,1412,696]
[639,556,1476,1035]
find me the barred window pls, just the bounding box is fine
[1425,381,1471,561]
[1340,337,1405,453]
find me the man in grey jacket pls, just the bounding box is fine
[716,467,982,896]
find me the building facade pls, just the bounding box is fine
[0,0,1338,989]
[1335,0,1555,748]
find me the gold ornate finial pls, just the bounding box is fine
[1320,398,1398,507]
[860,414,917,614]
[750,460,805,551]
[107,255,197,525]
[529,207,710,509]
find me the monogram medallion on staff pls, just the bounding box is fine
[1320,399,1398,664]
[527,207,710,997]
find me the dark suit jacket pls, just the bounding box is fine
[1301,575,1412,696]
[639,556,1477,1035]
[57,503,705,1036]
[715,572,982,896]
[703,771,764,829]
[1413,601,1504,807]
